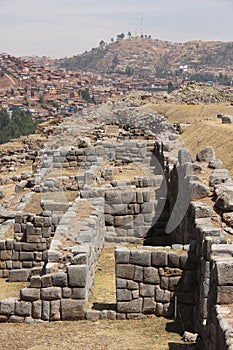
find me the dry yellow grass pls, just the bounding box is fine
[146,102,233,177]
[0,318,186,350]
[147,103,233,124]
[24,191,78,214]
[181,120,233,177]
[114,164,154,182]
[89,247,116,308]
[0,278,28,300]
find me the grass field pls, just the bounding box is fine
[147,103,233,124]
[148,103,233,177]
[0,318,188,350]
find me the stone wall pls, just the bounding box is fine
[60,140,154,169]
[115,246,195,325]
[151,141,233,349]
[0,213,54,281]
[0,194,106,322]
[104,179,160,243]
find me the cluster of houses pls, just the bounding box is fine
[1,44,233,122]
[0,53,170,121]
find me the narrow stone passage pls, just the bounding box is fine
[89,244,116,311]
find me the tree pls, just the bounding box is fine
[111,38,114,43]
[167,81,175,94]
[125,66,134,76]
[99,40,105,48]
[117,33,125,41]
[0,109,36,144]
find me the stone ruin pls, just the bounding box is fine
[0,100,232,349]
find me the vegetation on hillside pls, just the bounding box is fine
[0,109,36,144]
[59,38,233,82]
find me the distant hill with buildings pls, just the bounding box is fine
[59,37,233,82]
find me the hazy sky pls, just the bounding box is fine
[0,0,232,58]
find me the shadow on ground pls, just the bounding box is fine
[166,321,201,349]
[91,302,116,311]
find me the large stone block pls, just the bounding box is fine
[168,253,180,267]
[197,146,215,163]
[121,190,136,204]
[114,215,133,228]
[216,261,233,286]
[143,298,156,314]
[127,280,138,290]
[61,299,87,320]
[15,301,32,317]
[52,272,68,287]
[72,288,86,299]
[42,300,50,321]
[223,212,233,227]
[141,203,153,214]
[155,286,170,303]
[178,148,193,165]
[19,251,34,261]
[1,250,12,260]
[143,267,160,284]
[41,274,52,288]
[136,191,144,204]
[105,190,121,204]
[116,278,127,289]
[9,269,30,282]
[41,287,62,300]
[222,114,233,124]
[210,169,230,186]
[134,266,143,281]
[30,276,41,288]
[116,289,132,301]
[215,186,233,211]
[116,264,135,280]
[32,300,42,319]
[67,265,87,287]
[152,251,168,267]
[117,298,143,313]
[191,202,212,218]
[190,181,211,200]
[0,298,16,315]
[115,247,130,264]
[50,300,61,321]
[129,250,151,266]
[139,283,155,297]
[20,288,40,301]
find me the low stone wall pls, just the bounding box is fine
[104,180,160,243]
[0,194,106,322]
[0,213,54,281]
[115,246,195,325]
[59,140,153,169]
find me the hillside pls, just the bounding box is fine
[59,37,233,78]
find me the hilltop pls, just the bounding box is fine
[59,37,233,79]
